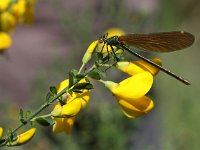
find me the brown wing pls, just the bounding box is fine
[118,31,195,52]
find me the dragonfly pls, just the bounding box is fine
[99,31,195,85]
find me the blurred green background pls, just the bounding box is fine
[0,0,200,149]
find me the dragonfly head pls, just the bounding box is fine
[99,33,119,46]
[99,33,108,44]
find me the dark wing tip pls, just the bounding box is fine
[180,31,195,45]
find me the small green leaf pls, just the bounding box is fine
[50,86,57,95]
[35,117,54,126]
[69,69,78,88]
[88,70,101,80]
[46,92,52,102]
[76,74,85,81]
[25,111,32,119]
[70,69,78,75]
[73,82,93,91]
[19,109,26,124]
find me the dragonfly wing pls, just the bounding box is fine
[118,31,194,52]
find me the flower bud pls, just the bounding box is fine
[9,128,36,146]
[82,40,98,64]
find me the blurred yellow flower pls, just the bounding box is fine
[103,71,154,118]
[0,32,11,50]
[52,78,90,134]
[23,0,35,24]
[0,12,16,32]
[0,0,10,11]
[98,27,125,54]
[11,0,26,22]
[116,58,162,76]
[0,127,3,139]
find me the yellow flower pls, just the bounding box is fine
[11,0,26,22]
[56,79,90,110]
[98,27,125,54]
[52,103,75,134]
[103,71,154,118]
[0,12,16,32]
[0,127,3,139]
[0,32,12,51]
[9,128,36,146]
[52,78,90,134]
[116,58,162,76]
[0,0,10,11]
[23,0,35,24]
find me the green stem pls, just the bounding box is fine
[78,63,85,74]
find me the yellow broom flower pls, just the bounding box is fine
[51,78,90,134]
[102,71,154,118]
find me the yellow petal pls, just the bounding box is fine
[105,27,125,37]
[53,117,75,134]
[63,117,75,134]
[0,32,12,50]
[0,127,3,139]
[53,118,65,133]
[117,96,154,111]
[118,96,154,118]
[62,100,82,117]
[116,58,162,76]
[57,79,69,93]
[10,128,36,146]
[118,99,145,118]
[77,90,90,108]
[112,71,153,99]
